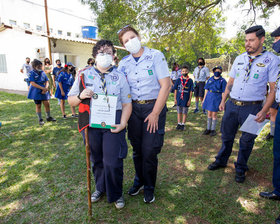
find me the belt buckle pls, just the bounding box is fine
[139,100,145,104]
[235,101,243,106]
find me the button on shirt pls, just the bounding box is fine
[193,66,210,82]
[229,51,280,101]
[68,67,131,110]
[118,47,170,101]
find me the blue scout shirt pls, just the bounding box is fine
[173,77,194,107]
[229,51,280,101]
[68,67,131,110]
[118,47,170,101]
[27,70,50,100]
[204,76,227,93]
[52,67,63,81]
[193,66,210,82]
[57,71,74,90]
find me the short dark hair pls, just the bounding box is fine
[26,57,30,60]
[87,58,94,65]
[31,59,42,69]
[245,25,265,38]
[92,40,116,58]
[55,59,61,63]
[197,58,205,65]
[118,25,139,46]
[181,65,189,70]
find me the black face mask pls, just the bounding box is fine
[182,73,188,77]
[198,62,204,66]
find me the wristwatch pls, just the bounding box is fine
[77,93,82,100]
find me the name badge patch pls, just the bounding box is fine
[148,70,153,75]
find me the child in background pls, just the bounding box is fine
[27,59,56,125]
[55,62,77,118]
[173,65,194,131]
[202,66,227,136]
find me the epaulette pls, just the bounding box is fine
[78,66,91,76]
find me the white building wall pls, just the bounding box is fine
[0,28,48,91]
[51,39,94,68]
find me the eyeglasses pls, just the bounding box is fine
[117,25,131,34]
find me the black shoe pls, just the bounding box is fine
[144,191,155,203]
[235,172,246,183]
[203,109,207,115]
[259,191,280,200]
[203,129,211,135]
[276,215,280,224]
[193,108,199,113]
[208,162,226,171]
[176,124,181,130]
[46,116,56,122]
[210,130,217,136]
[180,124,185,131]
[39,119,44,126]
[265,133,274,140]
[63,115,67,119]
[128,185,144,196]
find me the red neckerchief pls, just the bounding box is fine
[180,75,189,99]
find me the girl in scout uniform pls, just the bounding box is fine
[68,40,132,209]
[55,62,77,118]
[202,66,227,136]
[27,59,56,125]
[117,25,171,203]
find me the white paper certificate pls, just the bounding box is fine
[89,93,117,129]
[239,114,269,135]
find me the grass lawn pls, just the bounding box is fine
[0,91,279,224]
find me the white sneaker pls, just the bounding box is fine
[115,196,125,209]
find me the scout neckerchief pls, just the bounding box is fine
[244,49,266,82]
[276,71,280,85]
[180,75,189,99]
[94,65,114,110]
[197,67,202,80]
[78,72,90,132]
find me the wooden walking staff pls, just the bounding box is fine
[85,127,92,217]
[78,72,92,217]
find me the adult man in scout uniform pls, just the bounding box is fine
[207,25,280,183]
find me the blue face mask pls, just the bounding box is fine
[57,63,62,66]
[272,39,280,53]
[214,71,221,77]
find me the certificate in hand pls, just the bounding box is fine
[89,93,117,129]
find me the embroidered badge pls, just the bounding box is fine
[256,63,265,67]
[85,83,93,87]
[88,75,95,80]
[148,70,153,75]
[253,73,259,79]
[238,62,244,65]
[236,73,240,77]
[112,81,117,85]
[127,94,131,98]
[101,122,106,127]
[93,93,98,99]
[111,74,119,81]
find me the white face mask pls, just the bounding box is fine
[124,37,141,54]
[95,53,113,68]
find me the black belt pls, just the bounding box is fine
[229,97,262,106]
[132,99,156,104]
